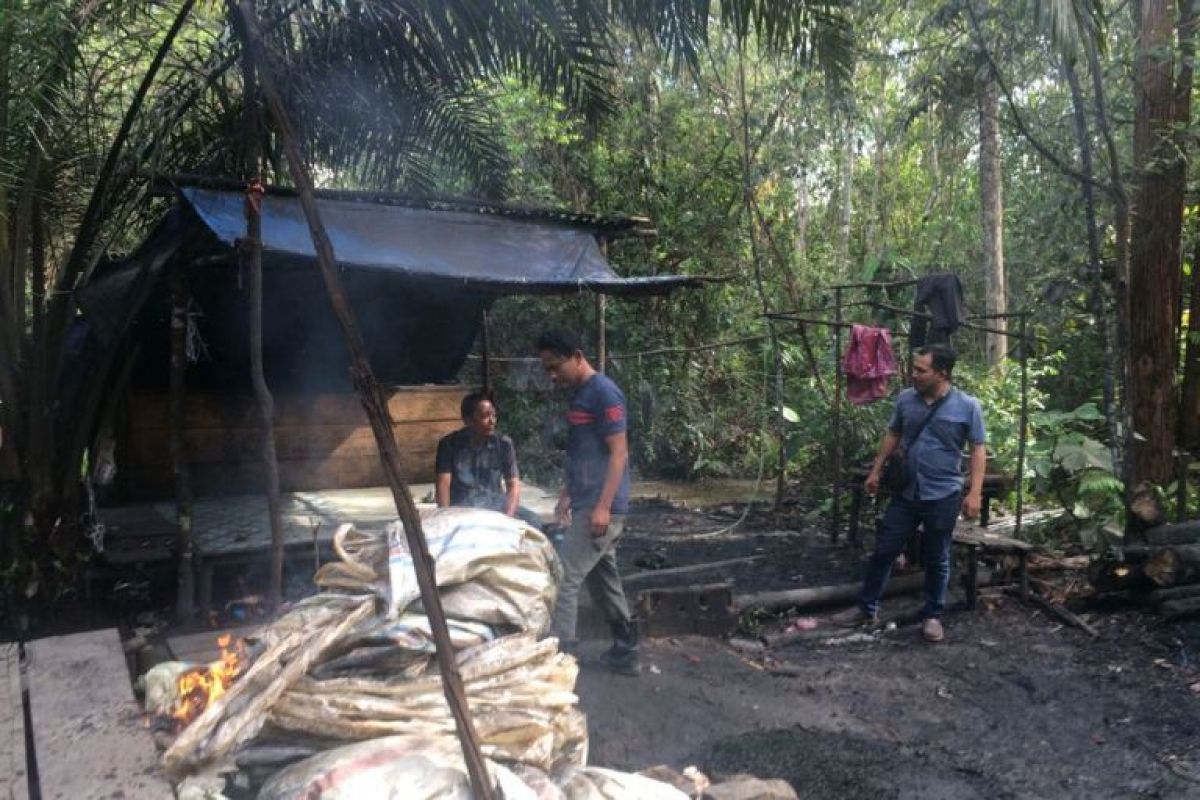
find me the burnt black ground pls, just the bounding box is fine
[574,501,1200,800]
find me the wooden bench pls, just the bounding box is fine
[843,464,1028,609]
[24,629,173,798]
[844,465,1011,545]
[953,529,1033,609]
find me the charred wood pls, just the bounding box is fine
[1160,596,1200,620]
[1144,520,1200,547]
[1143,545,1200,587]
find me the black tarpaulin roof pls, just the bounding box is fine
[180,187,696,296]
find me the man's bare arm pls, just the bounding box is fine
[435,473,452,507]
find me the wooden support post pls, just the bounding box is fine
[170,266,195,623]
[966,545,979,610]
[234,16,285,612]
[480,309,492,396]
[848,485,863,547]
[831,287,844,542]
[595,292,607,374]
[1014,311,1029,540]
[228,4,496,796]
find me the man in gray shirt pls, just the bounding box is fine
[833,344,987,642]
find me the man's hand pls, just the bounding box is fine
[589,505,611,537]
[555,494,572,527]
[864,468,881,497]
[962,491,982,519]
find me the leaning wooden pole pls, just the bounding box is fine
[227,4,497,796]
[234,12,286,612]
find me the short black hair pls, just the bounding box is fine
[535,329,583,359]
[917,343,957,377]
[460,391,494,420]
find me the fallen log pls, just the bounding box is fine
[623,554,767,585]
[736,567,993,614]
[1145,521,1200,547]
[1160,596,1200,620]
[1143,545,1200,587]
[1129,482,1167,531]
[735,572,927,613]
[1149,584,1200,604]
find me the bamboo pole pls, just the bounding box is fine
[831,287,844,542]
[170,265,195,622]
[227,4,496,795]
[596,238,608,374]
[1014,312,1029,540]
[595,293,607,374]
[480,309,492,395]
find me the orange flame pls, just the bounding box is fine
[171,634,246,725]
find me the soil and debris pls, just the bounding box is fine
[568,498,1200,800]
[23,490,1200,798]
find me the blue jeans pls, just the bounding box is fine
[859,491,961,619]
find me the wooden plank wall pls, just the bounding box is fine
[120,386,466,499]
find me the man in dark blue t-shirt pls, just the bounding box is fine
[537,329,638,675]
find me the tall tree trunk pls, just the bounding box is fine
[0,0,12,330]
[1180,237,1200,450]
[978,71,1007,364]
[836,124,853,275]
[735,44,787,509]
[1085,33,1132,484]
[793,162,809,264]
[1128,0,1192,487]
[1064,55,1121,476]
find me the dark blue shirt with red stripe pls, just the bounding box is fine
[565,373,630,513]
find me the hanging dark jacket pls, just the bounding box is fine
[911,273,967,347]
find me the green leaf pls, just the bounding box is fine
[1052,436,1113,473]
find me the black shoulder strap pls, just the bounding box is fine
[907,389,953,444]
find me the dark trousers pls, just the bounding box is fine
[859,491,961,619]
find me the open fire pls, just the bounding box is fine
[172,634,247,725]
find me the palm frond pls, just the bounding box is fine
[1028,0,1106,57]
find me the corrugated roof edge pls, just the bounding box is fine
[155,174,655,238]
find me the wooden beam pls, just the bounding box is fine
[228,3,496,796]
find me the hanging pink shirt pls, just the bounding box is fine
[842,324,898,405]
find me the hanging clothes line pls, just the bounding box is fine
[776,275,1037,545]
[466,326,810,363]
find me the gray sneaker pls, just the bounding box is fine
[921,618,945,643]
[829,606,878,628]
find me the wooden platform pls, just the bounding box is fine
[97,483,558,619]
[0,644,28,800]
[24,629,172,799]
